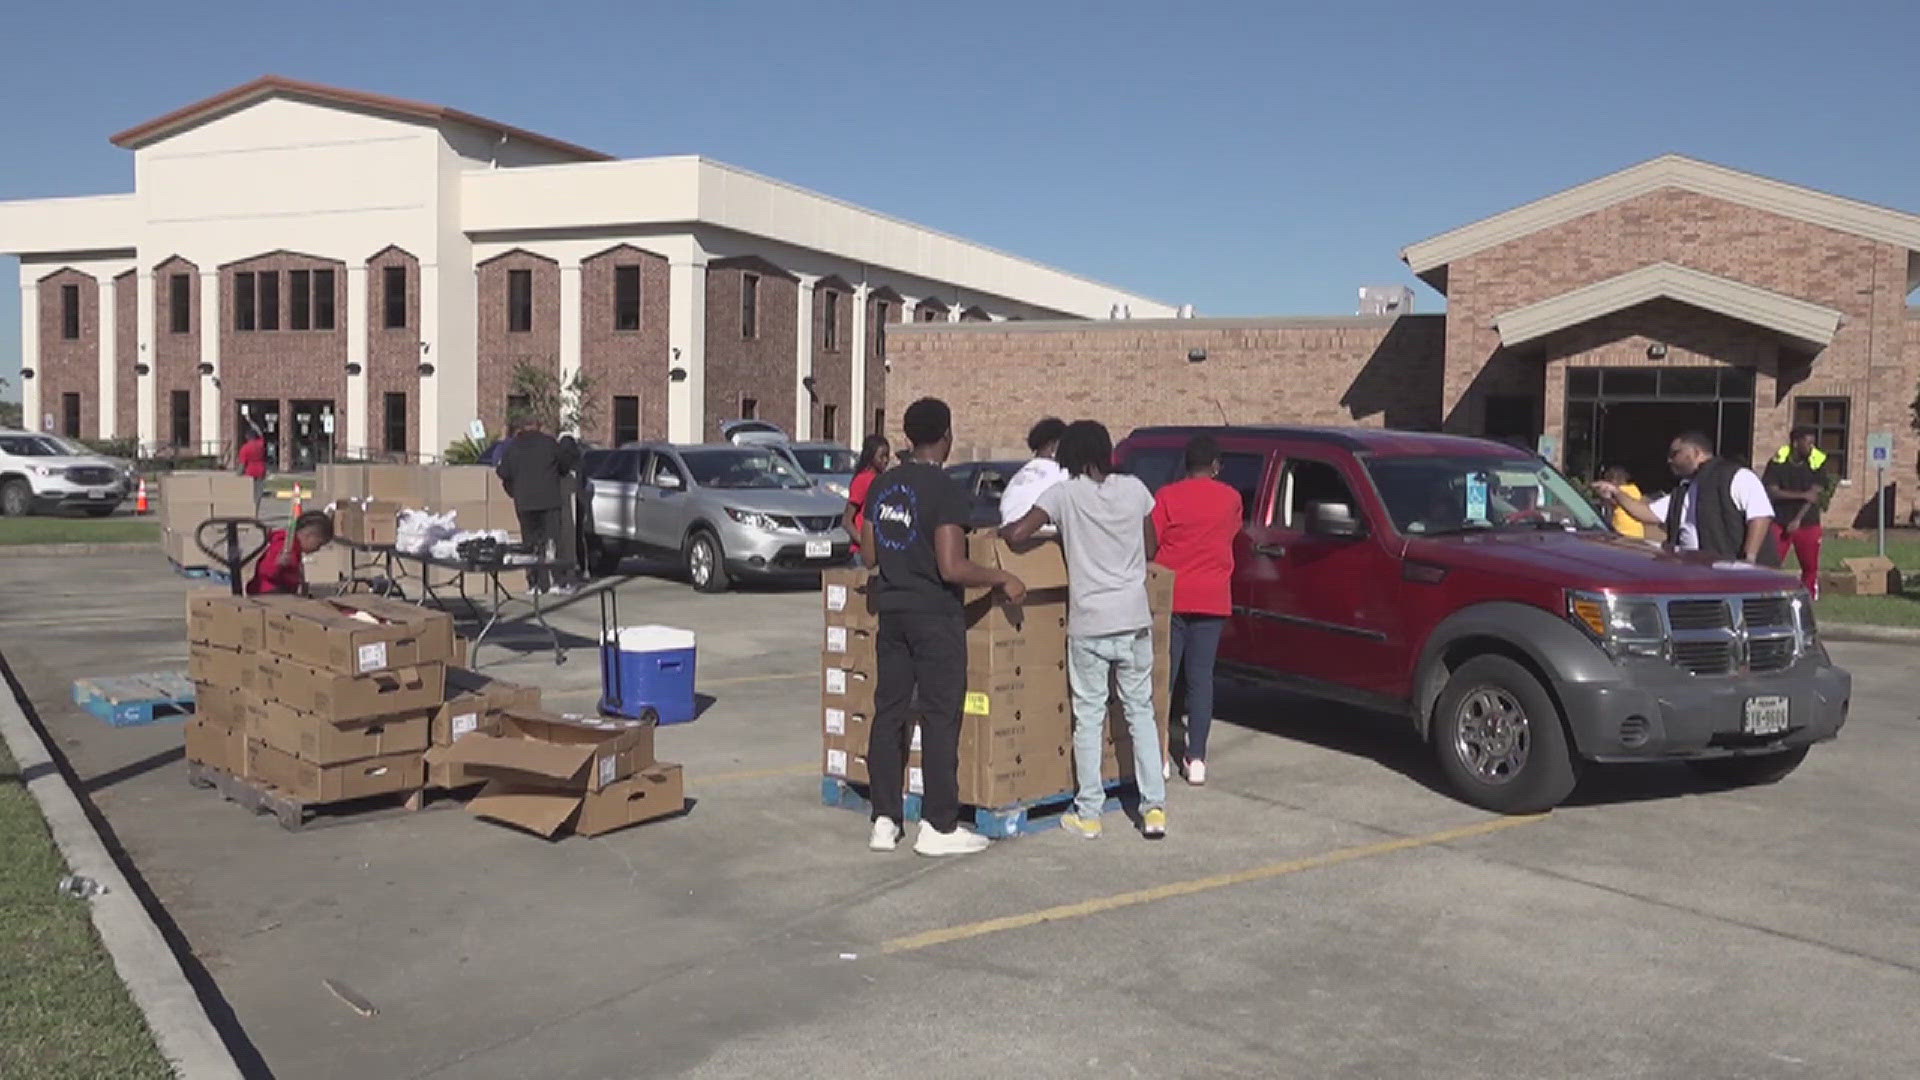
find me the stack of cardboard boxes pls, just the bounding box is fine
[428,709,684,838]
[159,471,258,570]
[318,464,518,536]
[820,537,1172,812]
[183,591,268,775]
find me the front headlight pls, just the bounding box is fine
[724,507,779,532]
[28,464,59,478]
[1568,591,1666,658]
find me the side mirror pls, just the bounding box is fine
[656,473,684,492]
[1308,501,1365,539]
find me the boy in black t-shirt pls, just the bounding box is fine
[1762,426,1833,597]
[860,398,1026,856]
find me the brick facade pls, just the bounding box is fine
[581,244,670,446]
[219,252,350,466]
[704,258,797,441]
[151,257,201,451]
[114,271,136,441]
[366,247,421,459]
[35,268,98,439]
[476,250,560,438]
[808,278,854,442]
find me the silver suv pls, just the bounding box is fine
[0,429,133,516]
[582,442,852,591]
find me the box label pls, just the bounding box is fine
[825,626,848,653]
[964,692,990,716]
[598,754,617,788]
[826,748,848,778]
[911,725,922,752]
[824,708,846,736]
[357,641,388,674]
[908,766,924,795]
[451,712,478,739]
[825,585,848,612]
[825,668,847,695]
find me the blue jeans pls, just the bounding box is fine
[1169,613,1226,761]
[1067,628,1165,820]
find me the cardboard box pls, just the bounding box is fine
[325,595,458,663]
[334,500,402,546]
[965,534,1073,597]
[1823,556,1900,597]
[184,716,246,772]
[426,711,652,793]
[436,466,498,505]
[1148,563,1176,614]
[264,600,453,675]
[363,464,434,506]
[187,592,266,651]
[821,567,879,630]
[162,525,203,567]
[963,737,1072,806]
[822,623,877,662]
[435,500,491,533]
[245,740,423,803]
[574,763,686,837]
[442,668,542,722]
[193,681,250,728]
[822,660,877,715]
[317,463,366,501]
[248,698,430,766]
[303,543,348,591]
[258,657,445,722]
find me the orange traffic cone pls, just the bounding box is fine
[134,478,149,515]
[289,482,303,520]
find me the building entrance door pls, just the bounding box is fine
[1563,367,1755,493]
[288,400,336,471]
[237,400,282,471]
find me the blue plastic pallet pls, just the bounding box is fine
[820,775,1128,839]
[72,673,197,727]
[167,558,231,586]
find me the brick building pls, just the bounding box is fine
[893,156,1920,525]
[1,76,1173,467]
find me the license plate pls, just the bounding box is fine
[805,540,832,559]
[88,491,106,499]
[1742,695,1789,737]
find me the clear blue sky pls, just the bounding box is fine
[5,0,1919,402]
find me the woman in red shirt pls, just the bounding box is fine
[840,434,892,554]
[247,511,335,597]
[237,428,269,511]
[1149,435,1243,785]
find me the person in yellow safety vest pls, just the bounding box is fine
[1762,427,1833,598]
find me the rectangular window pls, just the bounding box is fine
[170,390,192,448]
[60,284,80,339]
[873,408,884,438]
[740,273,759,339]
[169,274,191,334]
[613,395,640,445]
[740,396,758,420]
[61,393,81,437]
[875,301,889,357]
[1281,458,1359,530]
[822,290,838,351]
[258,271,280,331]
[235,272,257,331]
[1793,396,1851,478]
[821,403,838,442]
[613,266,641,331]
[290,269,311,330]
[508,269,533,332]
[312,269,336,330]
[384,392,407,454]
[506,393,531,426]
[383,266,408,330]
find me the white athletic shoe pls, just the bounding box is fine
[868,819,903,852]
[1163,759,1173,781]
[1186,759,1207,786]
[913,822,991,857]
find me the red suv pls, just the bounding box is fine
[1117,426,1850,813]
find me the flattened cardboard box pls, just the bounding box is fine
[325,594,458,664]
[425,711,652,794]
[246,740,423,803]
[259,657,444,723]
[248,698,430,766]
[186,591,267,651]
[185,717,245,774]
[264,601,450,676]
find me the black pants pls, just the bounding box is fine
[870,609,965,832]
[516,506,565,591]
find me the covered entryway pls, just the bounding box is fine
[1563,366,1755,489]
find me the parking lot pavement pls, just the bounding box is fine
[3,550,1917,1079]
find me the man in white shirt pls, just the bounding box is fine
[1597,431,1779,565]
[998,417,1068,526]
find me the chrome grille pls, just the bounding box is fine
[1672,639,1734,675]
[65,465,116,486]
[1668,599,1731,630]
[1747,636,1796,673]
[1658,591,1806,677]
[1742,597,1791,628]
[797,515,838,533]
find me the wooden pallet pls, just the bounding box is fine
[820,776,1129,839]
[71,672,197,727]
[187,762,427,831]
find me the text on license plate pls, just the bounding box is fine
[805,540,832,559]
[1743,695,1790,736]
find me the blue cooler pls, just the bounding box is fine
[600,625,698,724]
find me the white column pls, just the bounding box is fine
[667,258,707,443]
[345,265,369,456]
[557,259,583,435]
[417,264,441,459]
[96,277,115,438]
[198,270,220,457]
[18,280,39,435]
[947,299,963,323]
[136,272,155,451]
[849,283,870,443]
[900,297,919,326]
[793,276,817,440]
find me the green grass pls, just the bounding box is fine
[1816,592,1920,629]
[0,740,171,1079]
[0,518,160,546]
[1818,530,1920,570]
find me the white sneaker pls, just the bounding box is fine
[868,818,903,852]
[1163,759,1172,781]
[1186,759,1207,786]
[913,822,991,857]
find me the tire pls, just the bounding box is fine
[583,527,622,578]
[1432,654,1579,814]
[83,504,118,518]
[684,530,730,593]
[1686,746,1810,787]
[0,479,32,517]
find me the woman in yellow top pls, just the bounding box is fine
[1601,466,1645,538]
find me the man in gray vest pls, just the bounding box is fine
[1597,431,1779,565]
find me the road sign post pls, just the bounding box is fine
[1866,433,1895,558]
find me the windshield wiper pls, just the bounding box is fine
[1419,523,1496,537]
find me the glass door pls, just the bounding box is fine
[288,400,336,471]
[237,400,282,470]
[1562,367,1755,492]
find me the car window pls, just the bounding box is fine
[1216,452,1265,523]
[0,436,55,457]
[1123,447,1262,523]
[1122,448,1183,492]
[650,452,687,487]
[791,448,858,474]
[1365,455,1607,535]
[1276,457,1361,531]
[679,449,808,490]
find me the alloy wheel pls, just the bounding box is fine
[1453,687,1531,784]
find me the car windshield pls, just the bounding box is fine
[681,449,812,490]
[1366,455,1607,535]
[0,435,59,457]
[41,435,89,455]
[790,448,858,475]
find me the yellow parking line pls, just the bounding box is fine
[700,671,816,689]
[882,814,1545,955]
[694,763,819,785]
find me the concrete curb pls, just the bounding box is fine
[0,541,157,557]
[0,668,245,1080]
[1822,622,1920,644]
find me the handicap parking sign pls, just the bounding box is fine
[1867,432,1894,468]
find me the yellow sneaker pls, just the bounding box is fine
[1142,807,1167,839]
[1060,812,1102,839]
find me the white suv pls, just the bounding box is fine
[0,429,134,516]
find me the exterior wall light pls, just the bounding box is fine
[1646,343,1668,360]
[19,368,34,379]
[345,362,363,376]
[134,363,151,376]
[418,362,436,377]
[669,367,688,383]
[197,362,215,376]
[1188,348,1208,363]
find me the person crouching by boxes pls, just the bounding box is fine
[247,511,336,597]
[1002,420,1166,841]
[861,398,1027,857]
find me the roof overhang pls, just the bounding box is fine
[1492,263,1844,352]
[1402,155,1920,293]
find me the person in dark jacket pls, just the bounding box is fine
[495,417,579,594]
[1597,431,1779,565]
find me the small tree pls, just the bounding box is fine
[508,361,598,436]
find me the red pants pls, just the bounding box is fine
[1772,522,1823,595]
